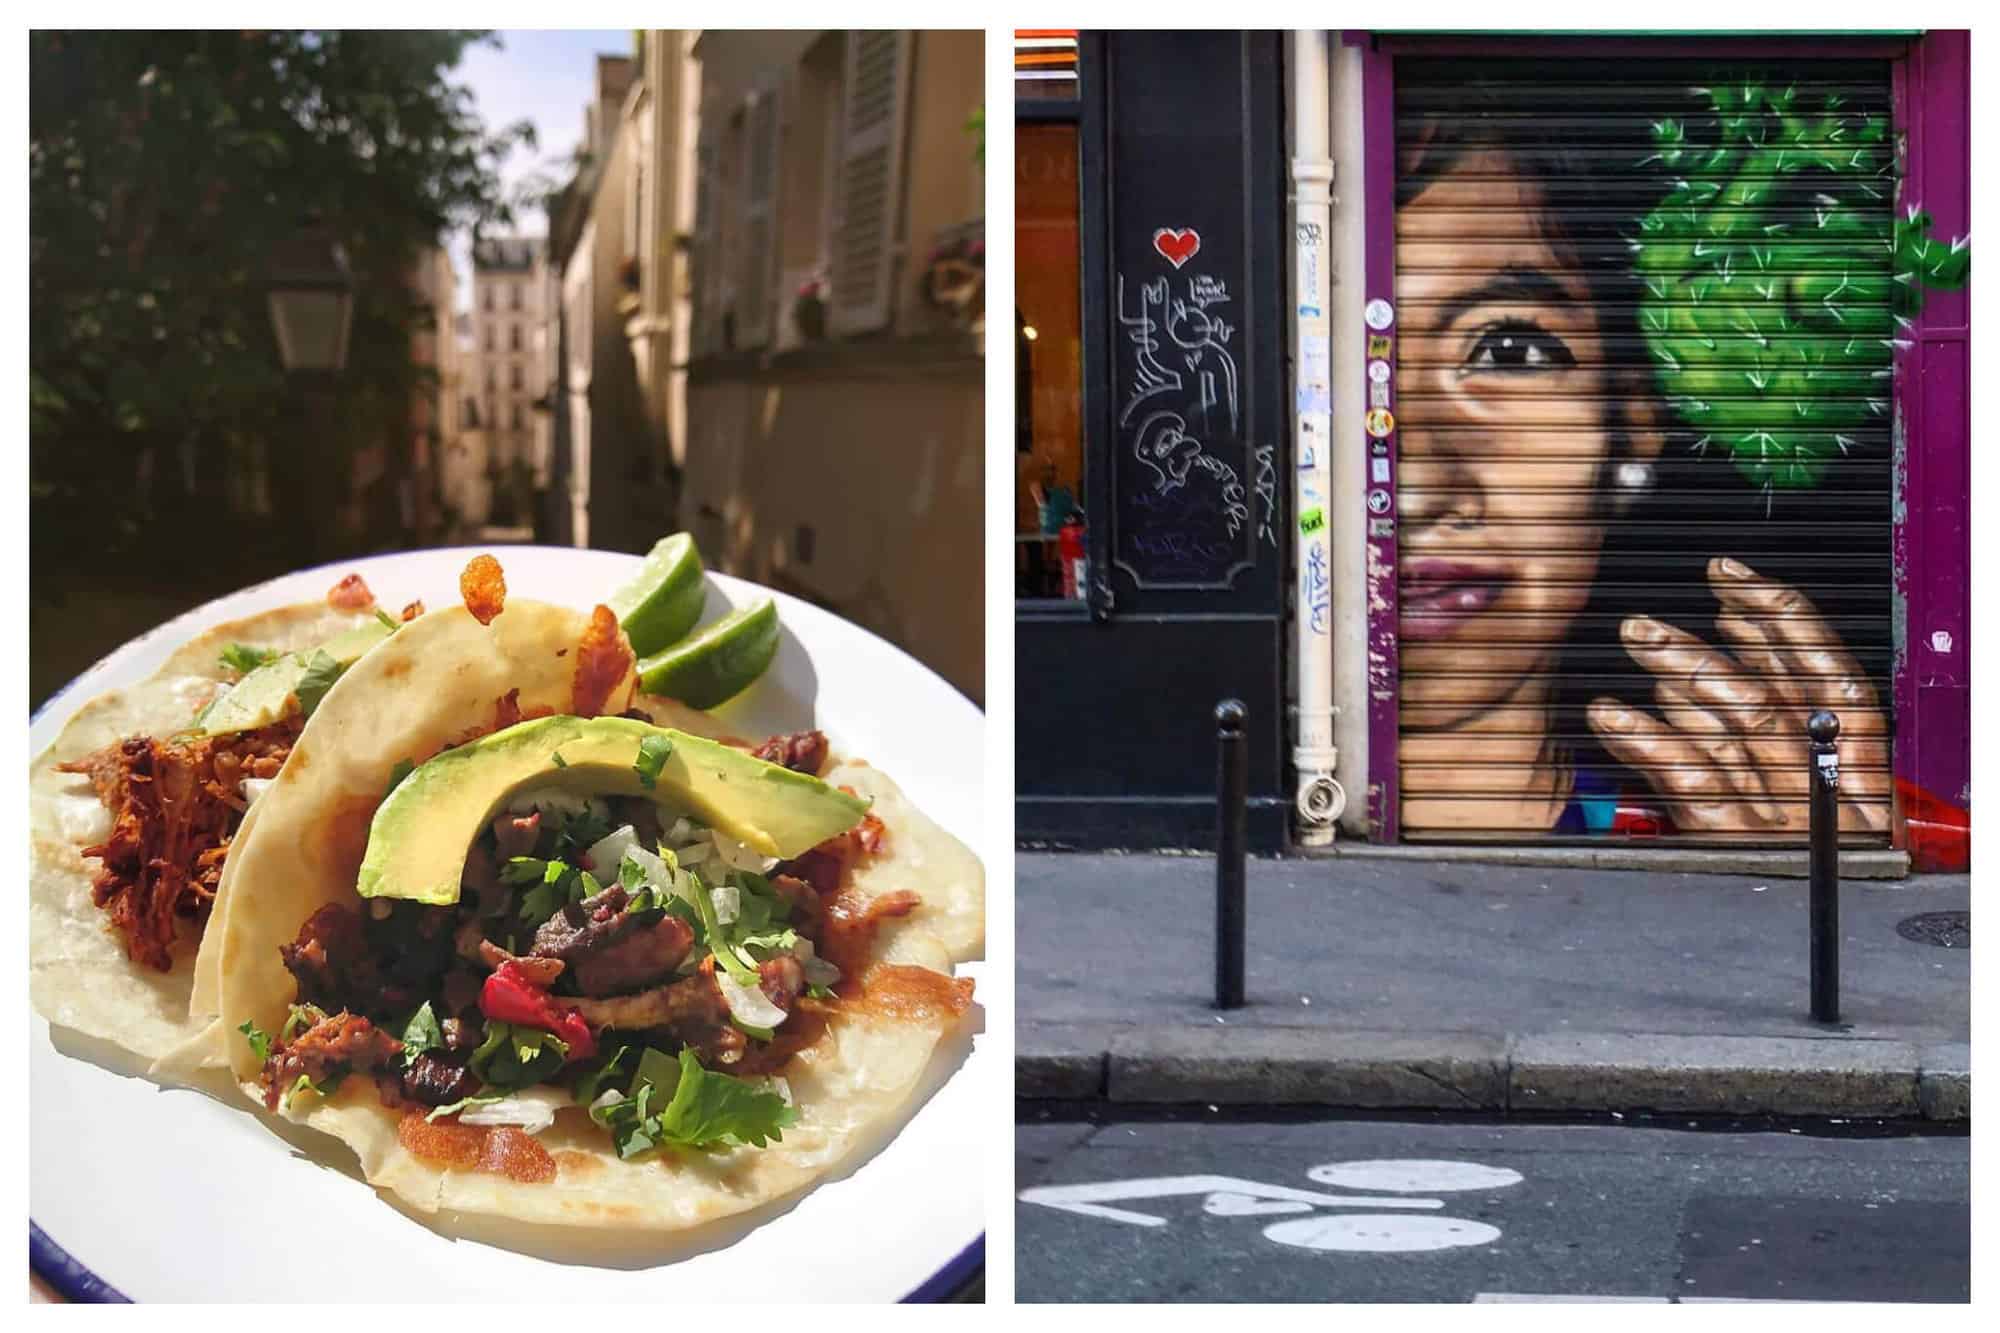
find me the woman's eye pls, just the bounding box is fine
[1463,322,1575,374]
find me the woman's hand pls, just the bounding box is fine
[1586,557,1891,835]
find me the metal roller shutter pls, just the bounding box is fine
[1392,59,1903,845]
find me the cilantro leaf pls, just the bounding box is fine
[292,650,344,718]
[586,1047,797,1159]
[571,1045,635,1105]
[633,734,673,790]
[385,758,417,797]
[398,1002,443,1070]
[807,983,835,1001]
[219,643,281,674]
[468,1021,569,1092]
[281,1003,328,1042]
[238,1019,272,1064]
[690,872,761,987]
[653,1048,797,1149]
[550,750,568,770]
[501,856,551,886]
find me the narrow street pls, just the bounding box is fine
[1017,1114,1969,1303]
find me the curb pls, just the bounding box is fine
[1018,1023,1968,1122]
[1291,843,1912,880]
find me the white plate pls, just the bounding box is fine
[29,546,986,1302]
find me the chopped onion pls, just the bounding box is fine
[675,840,714,866]
[590,1088,624,1113]
[711,831,779,873]
[458,1085,572,1134]
[717,972,787,1029]
[585,824,639,876]
[794,937,842,988]
[667,817,697,843]
[710,883,741,925]
[239,777,277,806]
[622,844,670,888]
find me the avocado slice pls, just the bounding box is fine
[355,715,870,906]
[197,616,397,736]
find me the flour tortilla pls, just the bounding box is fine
[214,599,982,1230]
[29,601,378,1065]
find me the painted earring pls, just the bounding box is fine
[1611,461,1654,513]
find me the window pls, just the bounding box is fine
[485,366,496,392]
[1015,61,1086,602]
[485,326,495,352]
[510,364,523,391]
[483,288,494,312]
[828,31,911,335]
[511,283,522,311]
[512,402,525,430]
[510,324,522,352]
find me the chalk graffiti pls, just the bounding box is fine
[1117,255,1257,583]
[1253,444,1278,549]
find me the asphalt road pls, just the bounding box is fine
[1017,1115,1968,1303]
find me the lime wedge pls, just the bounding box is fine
[636,598,780,708]
[609,533,708,657]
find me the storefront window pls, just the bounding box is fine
[1015,120,1084,601]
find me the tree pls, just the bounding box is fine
[30,30,531,565]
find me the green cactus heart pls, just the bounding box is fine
[1633,78,1968,490]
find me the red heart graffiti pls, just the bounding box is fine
[1153,227,1201,269]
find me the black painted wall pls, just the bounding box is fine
[1018,31,1290,851]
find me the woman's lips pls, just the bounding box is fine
[1399,559,1509,640]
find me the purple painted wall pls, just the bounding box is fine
[1895,29,1972,871]
[1355,35,1400,842]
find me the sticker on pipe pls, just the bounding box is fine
[1367,335,1393,359]
[1367,489,1392,514]
[1367,359,1392,384]
[1364,299,1394,330]
[1365,408,1395,439]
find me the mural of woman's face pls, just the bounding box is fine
[1395,147,1650,733]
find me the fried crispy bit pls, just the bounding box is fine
[326,573,374,611]
[571,604,634,717]
[400,600,426,622]
[460,554,507,626]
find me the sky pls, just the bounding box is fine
[447,29,633,314]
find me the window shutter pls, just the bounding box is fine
[738,84,783,348]
[829,30,911,335]
[690,122,718,358]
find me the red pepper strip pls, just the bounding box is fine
[480,961,598,1060]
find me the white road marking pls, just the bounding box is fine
[1018,1175,1444,1229]
[1267,1214,1503,1253]
[1308,1159,1525,1193]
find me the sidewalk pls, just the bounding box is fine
[1017,853,1969,1120]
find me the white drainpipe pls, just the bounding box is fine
[1290,29,1343,843]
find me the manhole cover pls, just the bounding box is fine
[1896,911,1969,948]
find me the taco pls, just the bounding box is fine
[213,588,982,1229]
[30,574,413,1064]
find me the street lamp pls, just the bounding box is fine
[265,222,355,373]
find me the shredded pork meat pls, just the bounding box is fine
[59,717,300,971]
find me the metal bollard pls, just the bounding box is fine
[1215,699,1248,1010]
[1807,710,1841,1024]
